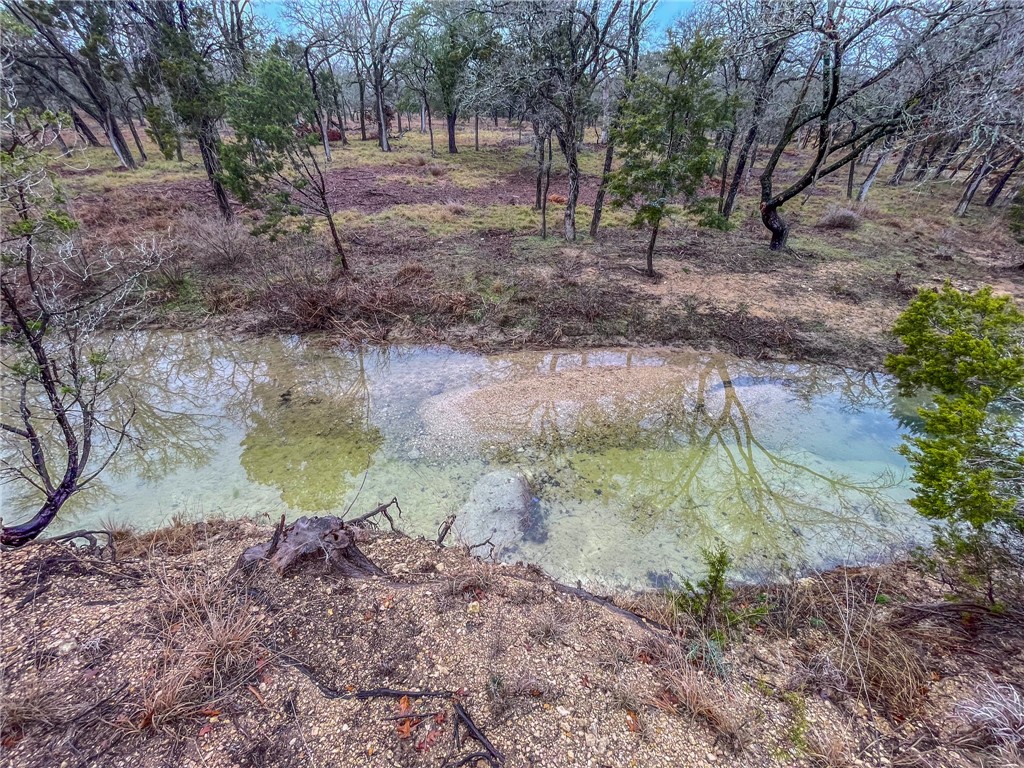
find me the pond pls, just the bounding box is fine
[5,333,929,589]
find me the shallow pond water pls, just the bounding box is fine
[5,333,929,588]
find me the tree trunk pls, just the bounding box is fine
[645,216,661,277]
[446,111,458,154]
[396,110,402,133]
[723,124,760,219]
[0,486,74,547]
[590,138,615,237]
[325,212,349,272]
[761,202,789,251]
[985,154,1022,207]
[857,146,890,202]
[375,83,390,152]
[197,119,233,221]
[888,142,915,186]
[956,151,995,217]
[556,127,580,242]
[541,133,553,239]
[426,100,435,156]
[420,101,426,132]
[474,113,479,151]
[358,81,367,141]
[125,111,148,163]
[70,108,102,147]
[534,126,544,211]
[104,115,136,170]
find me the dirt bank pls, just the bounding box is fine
[2,518,1021,768]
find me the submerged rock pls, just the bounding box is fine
[457,470,542,553]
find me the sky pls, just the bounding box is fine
[251,0,700,36]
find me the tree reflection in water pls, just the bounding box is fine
[238,348,382,511]
[480,352,910,570]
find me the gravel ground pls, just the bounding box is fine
[1,519,1021,768]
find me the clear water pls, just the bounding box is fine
[2,333,928,589]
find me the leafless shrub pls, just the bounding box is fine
[173,212,252,271]
[957,678,1024,749]
[444,200,468,216]
[555,251,584,284]
[819,206,863,230]
[789,650,849,699]
[427,163,447,178]
[401,153,428,167]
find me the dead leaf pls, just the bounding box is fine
[434,712,446,725]
[198,724,213,738]
[398,695,412,715]
[416,727,439,751]
[626,710,641,733]
[396,719,414,740]
[199,708,221,717]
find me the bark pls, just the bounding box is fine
[446,111,458,154]
[70,108,102,147]
[420,100,427,133]
[590,138,616,237]
[474,113,479,151]
[358,80,367,141]
[104,115,136,170]
[1,486,74,547]
[541,133,553,239]
[125,112,148,163]
[857,144,890,202]
[645,216,661,277]
[956,151,995,217]
[555,126,580,241]
[196,119,233,221]
[723,124,760,219]
[236,515,386,578]
[375,82,390,152]
[426,100,435,155]
[888,142,915,186]
[985,154,1022,207]
[761,202,789,251]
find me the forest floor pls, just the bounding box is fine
[1,518,1022,768]
[57,122,1024,370]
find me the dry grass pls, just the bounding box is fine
[819,206,863,230]
[0,675,58,741]
[171,212,252,271]
[659,661,749,751]
[527,604,573,644]
[132,568,263,734]
[957,677,1024,749]
[813,574,929,718]
[805,729,855,767]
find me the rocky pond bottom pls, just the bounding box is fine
[8,333,929,589]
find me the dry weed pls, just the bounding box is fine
[819,206,863,230]
[806,729,855,768]
[173,212,252,271]
[528,605,572,644]
[134,569,263,734]
[0,675,58,739]
[957,677,1024,749]
[661,661,749,751]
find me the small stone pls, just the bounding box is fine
[435,562,446,573]
[556,706,570,717]
[467,601,481,615]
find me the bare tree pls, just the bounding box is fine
[0,74,161,546]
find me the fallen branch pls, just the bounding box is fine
[449,702,504,767]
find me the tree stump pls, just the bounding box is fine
[237,500,400,578]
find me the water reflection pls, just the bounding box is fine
[238,351,382,511]
[2,333,924,587]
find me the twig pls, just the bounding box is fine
[450,702,504,767]
[436,514,456,546]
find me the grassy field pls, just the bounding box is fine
[57,120,1024,368]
